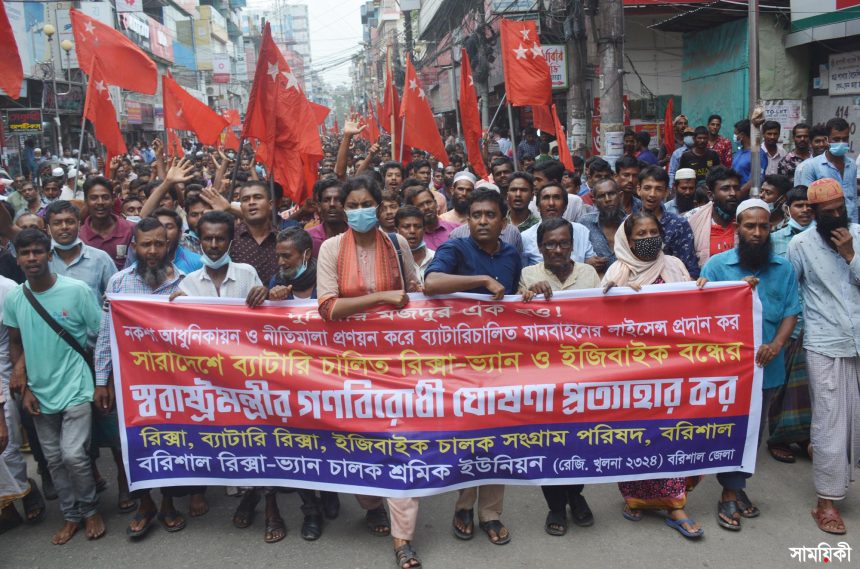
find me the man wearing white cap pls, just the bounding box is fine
[788,178,860,535]
[665,168,697,216]
[440,171,476,225]
[698,198,801,531]
[59,169,84,201]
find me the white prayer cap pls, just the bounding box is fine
[674,168,696,181]
[453,171,476,185]
[34,148,42,155]
[51,167,65,178]
[476,181,500,193]
[67,168,78,178]
[736,198,769,219]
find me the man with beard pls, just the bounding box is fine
[440,172,476,225]
[580,179,626,276]
[94,218,193,538]
[405,185,458,250]
[307,178,347,257]
[698,199,800,531]
[15,181,47,219]
[664,168,697,215]
[797,117,857,223]
[522,184,595,267]
[685,166,742,268]
[506,173,539,232]
[788,178,860,535]
[777,124,812,183]
[79,177,134,270]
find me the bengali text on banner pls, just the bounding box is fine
[108,282,763,496]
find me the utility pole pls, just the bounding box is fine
[565,0,589,154]
[403,10,414,60]
[598,0,624,161]
[475,4,490,128]
[748,0,761,197]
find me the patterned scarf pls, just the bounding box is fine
[336,228,403,298]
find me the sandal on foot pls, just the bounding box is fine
[157,510,186,533]
[717,500,741,531]
[622,505,643,522]
[479,520,511,545]
[812,507,847,535]
[570,494,594,527]
[301,514,322,541]
[735,490,760,518]
[365,506,391,537]
[394,542,422,569]
[767,444,796,463]
[665,516,704,539]
[264,516,286,543]
[126,509,156,539]
[232,491,260,529]
[22,480,46,524]
[451,508,474,540]
[544,510,567,536]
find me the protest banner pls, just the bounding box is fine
[108,282,762,497]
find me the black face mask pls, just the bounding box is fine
[632,236,663,261]
[815,210,850,246]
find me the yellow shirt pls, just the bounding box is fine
[518,262,601,293]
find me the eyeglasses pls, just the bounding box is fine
[540,240,572,251]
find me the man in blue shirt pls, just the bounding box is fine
[698,199,801,532]
[796,117,858,223]
[424,188,521,545]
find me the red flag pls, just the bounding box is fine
[84,58,126,158]
[0,1,23,98]
[222,128,240,151]
[308,102,330,126]
[366,112,380,144]
[663,98,675,155]
[381,52,400,135]
[242,23,322,203]
[532,105,555,136]
[400,57,449,165]
[332,117,339,135]
[499,18,552,107]
[222,109,241,126]
[458,49,487,179]
[163,73,229,146]
[70,9,157,94]
[551,104,573,171]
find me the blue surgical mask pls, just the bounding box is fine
[346,207,379,233]
[126,215,141,223]
[829,142,850,157]
[201,241,232,270]
[410,241,427,253]
[51,237,82,251]
[787,217,814,232]
[292,251,309,280]
[683,136,694,147]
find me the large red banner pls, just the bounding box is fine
[109,283,762,496]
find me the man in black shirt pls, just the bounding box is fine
[679,126,721,182]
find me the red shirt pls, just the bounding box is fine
[709,136,733,168]
[709,221,736,257]
[79,213,135,270]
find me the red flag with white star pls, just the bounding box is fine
[499,18,552,106]
[163,73,229,146]
[70,8,157,94]
[400,56,449,165]
[458,49,487,179]
[242,23,322,203]
[84,58,127,158]
[0,0,23,98]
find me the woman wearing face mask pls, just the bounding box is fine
[316,174,424,568]
[601,212,703,538]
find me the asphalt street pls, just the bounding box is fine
[1,450,856,569]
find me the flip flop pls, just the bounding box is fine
[22,480,46,524]
[767,444,796,464]
[544,510,567,536]
[717,500,741,531]
[452,508,474,540]
[665,517,704,539]
[478,520,511,545]
[622,506,643,522]
[126,509,156,539]
[232,490,260,529]
[365,506,391,537]
[158,510,187,533]
[735,490,760,518]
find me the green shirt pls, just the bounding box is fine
[4,275,102,414]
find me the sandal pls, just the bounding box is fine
[22,480,46,523]
[301,514,322,541]
[622,505,643,522]
[767,443,796,463]
[365,506,391,536]
[157,510,186,533]
[232,490,260,529]
[665,516,704,539]
[452,508,474,540]
[717,500,741,531]
[735,489,760,518]
[126,509,156,539]
[570,494,594,527]
[479,520,511,545]
[812,507,847,535]
[394,542,422,569]
[264,516,286,543]
[544,510,567,536]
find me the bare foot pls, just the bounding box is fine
[189,493,209,517]
[52,521,80,545]
[84,513,106,540]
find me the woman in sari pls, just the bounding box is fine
[317,175,423,568]
[602,211,703,539]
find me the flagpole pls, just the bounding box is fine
[387,48,395,159]
[506,102,518,169]
[399,114,406,161]
[74,70,89,175]
[487,94,507,135]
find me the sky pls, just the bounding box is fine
[247,0,365,87]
